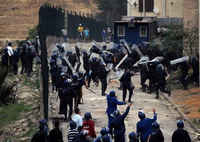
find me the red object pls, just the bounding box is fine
[82,120,96,138]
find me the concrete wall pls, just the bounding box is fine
[128,0,183,18]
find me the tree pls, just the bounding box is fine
[95,0,127,25]
[159,25,184,60]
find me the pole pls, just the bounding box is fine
[143,0,146,17]
[39,32,49,121]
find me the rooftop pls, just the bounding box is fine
[114,16,157,23]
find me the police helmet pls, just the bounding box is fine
[8,42,12,46]
[72,74,78,81]
[39,119,47,125]
[84,112,92,121]
[69,120,77,129]
[113,110,120,118]
[100,127,109,136]
[109,90,115,97]
[129,131,137,141]
[138,110,145,120]
[152,121,160,129]
[177,120,184,128]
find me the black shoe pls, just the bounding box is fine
[128,100,133,103]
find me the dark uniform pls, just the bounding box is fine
[106,91,125,130]
[139,63,149,92]
[71,74,85,107]
[172,129,191,142]
[179,61,189,90]
[11,49,20,75]
[190,56,199,86]
[26,47,35,76]
[1,48,9,66]
[20,44,27,74]
[110,106,130,142]
[31,120,48,142]
[148,122,164,142]
[48,121,63,142]
[154,63,170,99]
[120,69,134,102]
[137,111,157,142]
[172,120,191,142]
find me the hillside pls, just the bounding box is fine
[0,0,98,42]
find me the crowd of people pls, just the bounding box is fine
[30,39,196,142]
[0,37,40,76]
[31,97,192,142]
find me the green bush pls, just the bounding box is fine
[27,25,38,40]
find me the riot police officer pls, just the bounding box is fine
[120,68,134,103]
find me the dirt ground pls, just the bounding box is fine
[172,88,200,119]
[47,42,197,142]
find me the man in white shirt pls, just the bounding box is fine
[7,42,14,57]
[71,107,83,130]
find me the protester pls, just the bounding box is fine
[77,24,84,41]
[68,120,79,142]
[84,27,90,41]
[48,120,63,142]
[72,107,83,130]
[172,120,191,142]
[82,112,96,141]
[147,121,164,142]
[31,119,48,142]
[129,132,139,142]
[106,90,126,129]
[110,103,132,142]
[94,127,111,142]
[137,109,157,142]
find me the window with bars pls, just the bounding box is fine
[139,0,154,12]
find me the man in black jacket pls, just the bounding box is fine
[120,68,134,102]
[110,103,132,142]
[148,121,164,142]
[172,120,191,142]
[48,120,63,142]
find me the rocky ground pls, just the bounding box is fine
[48,42,198,142]
[0,66,40,142]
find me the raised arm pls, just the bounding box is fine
[112,97,125,105]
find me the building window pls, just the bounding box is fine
[139,0,154,12]
[140,25,147,37]
[117,25,125,37]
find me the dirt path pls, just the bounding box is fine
[49,73,196,142]
[48,42,196,142]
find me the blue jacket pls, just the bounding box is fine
[110,106,130,136]
[136,113,157,142]
[106,95,125,115]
